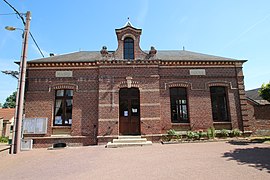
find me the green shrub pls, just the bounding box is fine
[165,129,180,141]
[0,136,8,143]
[167,129,177,136]
[194,132,200,140]
[207,127,216,139]
[196,130,207,139]
[220,129,230,137]
[200,132,208,138]
[186,131,193,139]
[231,129,242,137]
[187,131,200,140]
[207,128,212,139]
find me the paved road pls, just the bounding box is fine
[0,141,269,180]
[0,143,10,157]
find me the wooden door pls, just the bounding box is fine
[119,88,140,135]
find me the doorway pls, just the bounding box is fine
[119,88,140,135]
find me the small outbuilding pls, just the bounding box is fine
[0,108,14,139]
[246,88,270,135]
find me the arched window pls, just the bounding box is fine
[124,37,134,59]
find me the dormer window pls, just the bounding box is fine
[124,37,134,59]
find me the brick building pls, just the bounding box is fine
[24,22,249,148]
[246,88,270,135]
[0,108,14,138]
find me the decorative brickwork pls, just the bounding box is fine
[52,84,78,91]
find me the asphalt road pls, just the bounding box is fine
[0,141,269,180]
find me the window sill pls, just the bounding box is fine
[213,122,231,124]
[171,123,190,126]
[52,126,71,129]
[52,126,71,136]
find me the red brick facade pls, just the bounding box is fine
[24,23,248,148]
[247,100,270,136]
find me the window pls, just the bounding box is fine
[210,86,229,122]
[54,90,73,126]
[124,37,134,59]
[170,87,189,123]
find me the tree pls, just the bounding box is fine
[259,82,270,102]
[3,91,17,108]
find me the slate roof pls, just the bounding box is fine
[29,51,100,63]
[28,50,244,63]
[246,88,270,105]
[246,88,263,100]
[155,50,238,61]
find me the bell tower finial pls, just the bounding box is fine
[125,17,133,27]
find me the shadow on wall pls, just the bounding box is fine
[223,147,270,173]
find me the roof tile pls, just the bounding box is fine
[28,50,244,63]
[0,108,15,121]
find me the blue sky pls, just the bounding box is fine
[0,0,270,104]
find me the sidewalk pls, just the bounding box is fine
[0,141,269,180]
[0,143,10,157]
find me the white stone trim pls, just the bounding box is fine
[99,104,119,107]
[121,33,136,40]
[141,117,160,121]
[98,119,118,122]
[140,89,160,92]
[140,103,160,106]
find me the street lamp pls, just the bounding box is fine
[5,11,31,154]
[5,26,17,31]
[5,26,24,38]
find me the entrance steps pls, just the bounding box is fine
[106,136,152,148]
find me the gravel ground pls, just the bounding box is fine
[0,141,269,180]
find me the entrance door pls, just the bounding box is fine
[119,88,140,135]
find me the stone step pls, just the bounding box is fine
[106,136,153,148]
[118,136,142,139]
[113,138,147,143]
[106,141,152,148]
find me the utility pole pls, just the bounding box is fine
[11,11,31,154]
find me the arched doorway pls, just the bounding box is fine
[119,88,140,135]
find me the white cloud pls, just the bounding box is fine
[219,12,270,51]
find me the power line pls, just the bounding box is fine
[3,0,45,57]
[29,32,44,57]
[0,13,17,15]
[3,0,25,24]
